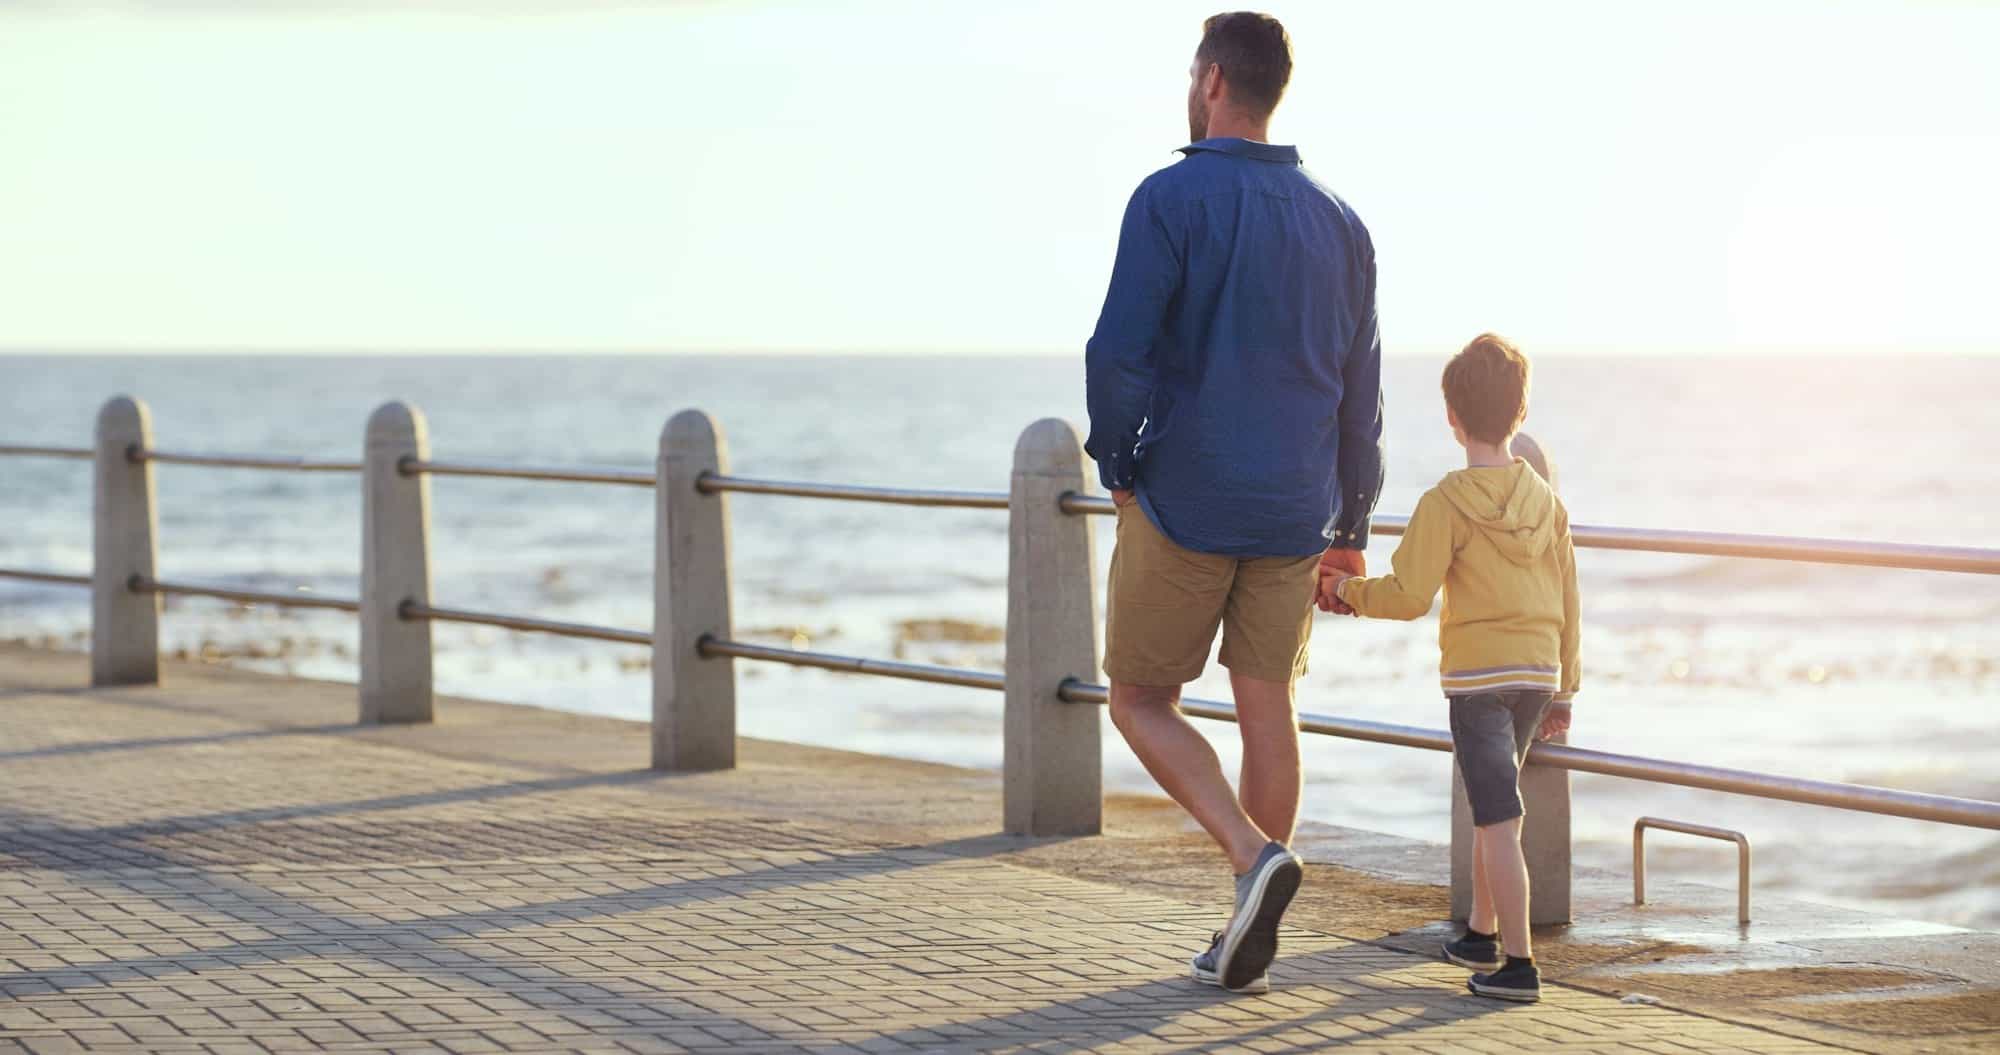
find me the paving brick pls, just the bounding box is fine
[0,661,1858,1054]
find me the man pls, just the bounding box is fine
[1084,11,1384,994]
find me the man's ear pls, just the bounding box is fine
[1204,63,1225,103]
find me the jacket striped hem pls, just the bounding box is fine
[1440,664,1561,697]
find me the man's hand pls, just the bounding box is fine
[1315,568,1354,614]
[1536,707,1571,741]
[1314,546,1363,614]
[1320,546,1365,579]
[1111,488,1136,508]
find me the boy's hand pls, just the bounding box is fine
[1111,488,1136,508]
[1316,568,1354,615]
[1316,546,1363,615]
[1537,707,1571,741]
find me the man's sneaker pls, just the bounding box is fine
[1190,931,1270,994]
[1442,931,1502,971]
[1468,958,1541,1002]
[1214,842,1303,991]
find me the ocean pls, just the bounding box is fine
[3,353,1996,928]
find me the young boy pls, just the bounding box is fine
[1318,333,1580,1003]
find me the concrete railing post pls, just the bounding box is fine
[1452,431,1572,925]
[1003,419,1102,836]
[653,409,735,772]
[1452,757,1571,925]
[360,401,434,724]
[91,396,159,686]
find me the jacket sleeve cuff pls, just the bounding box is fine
[1334,577,1362,610]
[1551,693,1575,709]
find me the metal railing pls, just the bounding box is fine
[400,601,651,646]
[698,473,1012,509]
[1059,494,2000,575]
[0,444,91,460]
[11,439,1996,574]
[0,568,91,587]
[401,457,654,487]
[1057,679,2000,830]
[700,634,1009,691]
[133,448,362,473]
[132,575,361,613]
[3,399,1997,886]
[1635,817,1752,924]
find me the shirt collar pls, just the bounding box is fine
[1177,137,1301,164]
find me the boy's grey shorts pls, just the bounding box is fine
[1448,690,1555,827]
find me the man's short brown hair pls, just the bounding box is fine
[1442,334,1531,445]
[1197,12,1292,116]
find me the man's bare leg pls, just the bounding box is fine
[1108,681,1270,874]
[1231,672,1301,846]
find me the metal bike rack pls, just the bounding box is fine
[1634,816,1752,925]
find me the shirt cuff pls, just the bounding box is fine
[1326,518,1370,549]
[1551,693,1575,709]
[1095,447,1136,492]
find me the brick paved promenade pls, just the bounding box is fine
[0,648,1866,1052]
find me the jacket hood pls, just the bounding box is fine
[1438,460,1558,565]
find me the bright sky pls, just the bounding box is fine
[2,1,1996,354]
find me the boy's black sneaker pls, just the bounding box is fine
[1442,930,1502,971]
[1468,957,1540,1002]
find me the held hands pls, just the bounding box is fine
[1315,570,1353,614]
[1536,707,1571,741]
[1315,547,1364,615]
[1110,488,1136,508]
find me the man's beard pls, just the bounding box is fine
[1187,96,1208,142]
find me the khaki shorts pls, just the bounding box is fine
[1103,502,1319,686]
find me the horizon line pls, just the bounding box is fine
[4,343,1996,358]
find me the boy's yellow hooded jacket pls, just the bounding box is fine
[1337,459,1581,708]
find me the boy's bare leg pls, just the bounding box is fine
[1478,816,1532,959]
[1469,826,1499,935]
[1109,681,1271,874]
[1231,671,1302,845]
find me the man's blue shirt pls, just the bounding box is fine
[1085,137,1385,558]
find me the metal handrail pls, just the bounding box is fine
[1635,817,1752,924]
[1565,525,2000,575]
[11,420,2000,832]
[400,458,655,487]
[399,601,651,645]
[12,434,2000,574]
[0,568,91,586]
[131,575,361,612]
[699,635,1008,690]
[1057,494,2000,575]
[1057,493,1114,516]
[697,473,1011,509]
[0,445,91,460]
[21,538,1995,831]
[132,448,362,473]
[1055,678,2000,831]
